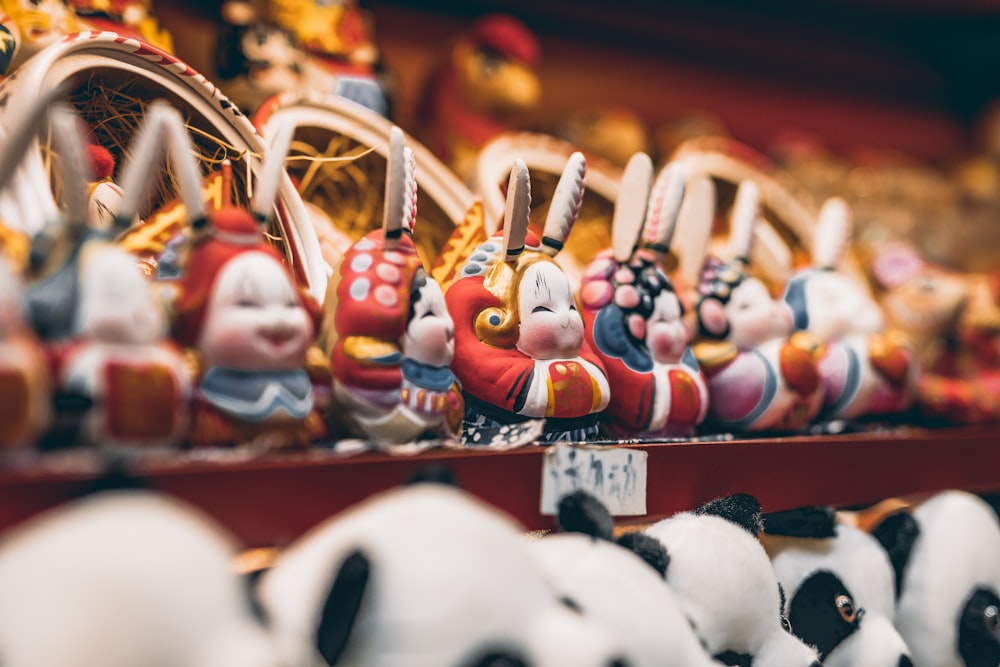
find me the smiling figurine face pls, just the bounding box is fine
[516,260,584,361]
[401,269,455,368]
[198,252,314,371]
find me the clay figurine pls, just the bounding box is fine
[445,153,610,444]
[685,178,824,433]
[417,13,541,182]
[213,1,306,113]
[0,254,50,449]
[118,103,324,448]
[265,0,386,115]
[324,126,463,444]
[782,197,918,422]
[579,156,708,437]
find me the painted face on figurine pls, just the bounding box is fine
[699,262,791,351]
[401,269,455,368]
[517,260,584,360]
[798,270,884,340]
[76,246,166,346]
[647,288,688,364]
[198,252,314,371]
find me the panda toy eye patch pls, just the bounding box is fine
[958,586,1000,667]
[787,570,864,660]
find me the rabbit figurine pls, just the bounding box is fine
[684,178,824,433]
[445,154,610,444]
[325,126,464,444]
[579,156,708,438]
[782,198,918,421]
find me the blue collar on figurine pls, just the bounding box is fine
[198,366,314,421]
[401,358,458,392]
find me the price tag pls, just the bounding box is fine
[540,443,647,516]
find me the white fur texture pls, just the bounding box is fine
[0,491,281,667]
[765,523,911,667]
[645,512,819,665]
[896,491,1000,667]
[529,533,717,667]
[259,484,625,667]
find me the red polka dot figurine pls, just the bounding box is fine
[324,127,464,444]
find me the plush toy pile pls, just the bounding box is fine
[2,479,996,666]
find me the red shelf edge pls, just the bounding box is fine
[0,425,995,546]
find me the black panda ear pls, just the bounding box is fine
[978,494,1000,526]
[870,511,920,598]
[316,549,370,666]
[695,493,763,536]
[405,464,461,488]
[616,532,670,577]
[557,490,614,540]
[763,507,838,538]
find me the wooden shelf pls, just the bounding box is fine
[0,425,996,547]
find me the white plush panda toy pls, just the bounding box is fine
[0,488,282,667]
[257,477,629,667]
[528,491,718,667]
[644,494,821,667]
[760,506,912,667]
[871,489,1000,667]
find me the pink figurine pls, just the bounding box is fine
[117,104,324,449]
[326,126,463,444]
[0,254,50,449]
[782,197,917,421]
[579,157,708,438]
[685,178,824,433]
[445,153,610,444]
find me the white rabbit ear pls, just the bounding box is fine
[643,161,686,259]
[381,126,409,249]
[502,159,531,263]
[251,116,296,226]
[115,101,206,232]
[611,151,653,264]
[753,219,793,285]
[540,151,586,257]
[0,87,65,195]
[674,174,716,288]
[728,179,759,261]
[812,196,852,269]
[46,103,91,231]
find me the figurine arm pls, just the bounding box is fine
[332,335,402,391]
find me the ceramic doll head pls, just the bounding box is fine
[446,153,610,443]
[782,197,884,341]
[75,243,167,346]
[692,180,793,351]
[402,268,454,368]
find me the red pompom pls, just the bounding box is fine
[87,144,115,180]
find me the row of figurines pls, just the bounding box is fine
[0,477,993,667]
[0,99,920,450]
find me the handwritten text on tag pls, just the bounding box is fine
[540,444,647,516]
